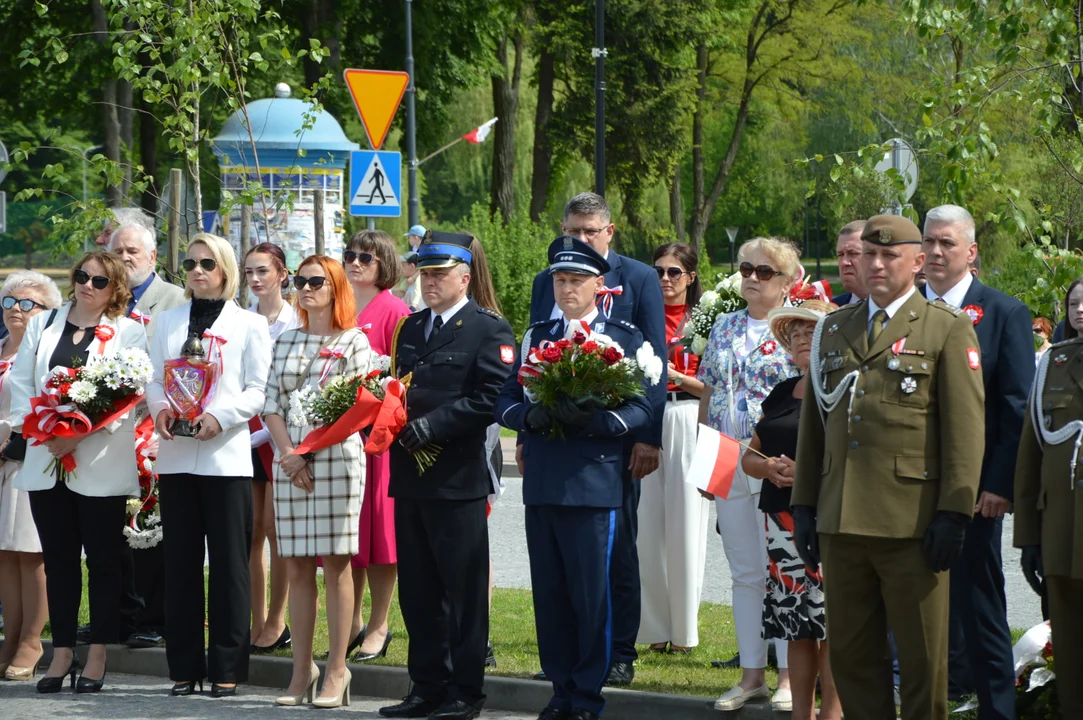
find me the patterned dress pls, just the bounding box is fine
[265,328,373,558]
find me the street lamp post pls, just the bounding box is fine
[593,0,606,196]
[725,226,739,273]
[81,144,103,252]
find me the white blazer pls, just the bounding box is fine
[9,304,146,497]
[146,300,271,477]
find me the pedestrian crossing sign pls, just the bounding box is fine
[349,150,402,217]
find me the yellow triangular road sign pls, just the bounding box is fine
[344,69,409,150]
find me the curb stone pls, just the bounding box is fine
[37,640,781,718]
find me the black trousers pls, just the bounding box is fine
[395,496,489,707]
[159,474,252,683]
[28,483,127,647]
[610,477,641,664]
[947,515,1015,720]
[133,544,167,631]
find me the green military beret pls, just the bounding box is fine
[861,215,922,245]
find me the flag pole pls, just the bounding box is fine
[417,137,464,166]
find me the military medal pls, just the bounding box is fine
[901,377,917,394]
[891,338,906,355]
[887,357,900,370]
[828,324,838,335]
[1054,354,1068,365]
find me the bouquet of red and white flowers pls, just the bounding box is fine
[23,348,153,482]
[518,320,663,437]
[125,417,161,549]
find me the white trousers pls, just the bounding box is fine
[636,400,710,647]
[715,458,788,670]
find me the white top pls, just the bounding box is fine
[425,294,471,341]
[562,307,599,333]
[867,286,917,332]
[923,271,973,309]
[745,317,769,353]
[249,299,302,342]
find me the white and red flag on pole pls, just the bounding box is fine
[462,117,498,144]
[686,424,742,499]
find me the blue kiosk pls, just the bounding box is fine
[211,83,358,268]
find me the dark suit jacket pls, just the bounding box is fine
[834,291,854,306]
[389,299,516,501]
[928,278,1034,498]
[1053,318,1066,343]
[528,251,665,446]
[495,316,651,508]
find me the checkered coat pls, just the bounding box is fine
[264,327,373,557]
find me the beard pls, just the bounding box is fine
[128,265,153,287]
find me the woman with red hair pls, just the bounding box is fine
[262,255,375,708]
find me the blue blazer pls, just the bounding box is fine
[495,316,652,508]
[834,291,854,306]
[930,279,1034,498]
[528,251,665,446]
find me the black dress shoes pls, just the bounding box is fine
[346,625,367,657]
[378,694,443,718]
[127,629,166,649]
[75,667,107,694]
[538,707,570,720]
[570,711,600,720]
[711,645,777,669]
[429,699,481,720]
[604,661,634,687]
[352,630,393,662]
[210,684,238,698]
[250,626,291,654]
[532,670,548,681]
[485,642,496,667]
[170,680,203,696]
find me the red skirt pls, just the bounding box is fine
[352,448,396,567]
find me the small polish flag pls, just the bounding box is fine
[462,117,498,144]
[686,424,742,499]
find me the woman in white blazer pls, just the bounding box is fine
[7,252,146,694]
[145,233,271,698]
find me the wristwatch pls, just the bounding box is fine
[674,374,684,386]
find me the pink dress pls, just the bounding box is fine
[353,289,411,567]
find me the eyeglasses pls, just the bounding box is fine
[738,262,783,281]
[293,275,327,290]
[563,225,609,239]
[1,296,47,312]
[73,269,111,290]
[182,258,218,273]
[654,266,690,281]
[342,250,376,265]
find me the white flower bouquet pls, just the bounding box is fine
[680,271,747,355]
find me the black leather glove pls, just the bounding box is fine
[398,417,434,453]
[553,395,594,428]
[525,404,554,433]
[791,505,820,568]
[1021,545,1044,595]
[922,511,969,572]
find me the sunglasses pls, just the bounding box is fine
[182,258,218,273]
[654,266,690,281]
[2,296,47,312]
[342,250,376,265]
[73,269,110,290]
[294,275,328,290]
[738,262,784,281]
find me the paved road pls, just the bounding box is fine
[0,673,534,720]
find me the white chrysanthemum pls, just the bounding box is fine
[592,332,615,349]
[635,342,664,386]
[287,387,317,427]
[691,336,708,357]
[699,290,719,306]
[373,355,392,372]
[69,380,98,403]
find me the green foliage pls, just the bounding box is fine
[984,240,1083,323]
[309,374,366,427]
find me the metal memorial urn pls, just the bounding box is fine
[162,333,218,437]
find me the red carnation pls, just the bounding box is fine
[541,345,563,363]
[59,382,72,396]
[602,347,623,365]
[581,340,600,354]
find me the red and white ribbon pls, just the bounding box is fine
[0,359,11,396]
[595,285,623,318]
[31,370,92,436]
[130,310,152,326]
[202,332,228,376]
[94,325,115,355]
[318,347,345,386]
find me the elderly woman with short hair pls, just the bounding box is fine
[0,271,63,681]
[697,237,801,711]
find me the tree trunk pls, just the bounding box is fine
[670,163,685,240]
[490,32,523,224]
[138,90,159,219]
[529,48,555,222]
[90,0,122,206]
[301,0,339,90]
[118,78,133,200]
[689,43,707,249]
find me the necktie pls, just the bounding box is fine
[430,315,444,340]
[869,309,888,344]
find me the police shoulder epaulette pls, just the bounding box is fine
[477,306,503,319]
[826,304,851,316]
[611,318,637,331]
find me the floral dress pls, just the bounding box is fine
[264,328,373,558]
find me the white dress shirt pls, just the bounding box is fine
[563,307,599,334]
[867,286,917,333]
[923,272,973,309]
[426,294,470,341]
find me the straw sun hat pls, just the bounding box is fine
[767,299,838,357]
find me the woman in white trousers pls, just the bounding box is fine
[637,243,710,652]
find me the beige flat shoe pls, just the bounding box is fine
[713,683,770,711]
[771,687,793,711]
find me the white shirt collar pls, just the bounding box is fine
[923,272,973,309]
[563,306,599,332]
[868,286,917,322]
[427,294,470,335]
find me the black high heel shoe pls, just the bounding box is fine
[350,630,393,662]
[171,679,203,696]
[250,626,292,655]
[345,625,367,657]
[36,651,79,694]
[75,664,107,694]
[210,683,238,698]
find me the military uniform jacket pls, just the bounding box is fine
[1014,339,1083,578]
[791,291,985,539]
[389,299,516,501]
[494,317,652,509]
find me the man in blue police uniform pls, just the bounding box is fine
[497,237,654,720]
[524,193,664,685]
[922,205,1033,719]
[380,232,517,720]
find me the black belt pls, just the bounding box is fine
[667,391,697,402]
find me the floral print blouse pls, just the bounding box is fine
[697,308,799,439]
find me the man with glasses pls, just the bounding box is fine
[524,192,665,687]
[833,220,868,305]
[110,224,185,339]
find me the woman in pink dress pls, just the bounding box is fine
[342,230,410,661]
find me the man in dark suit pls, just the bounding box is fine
[523,193,664,686]
[922,204,1032,720]
[380,232,516,720]
[832,219,868,306]
[497,237,654,720]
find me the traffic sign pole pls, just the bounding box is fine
[405,0,419,226]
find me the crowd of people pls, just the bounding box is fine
[0,191,1077,720]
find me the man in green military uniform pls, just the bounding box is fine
[791,215,986,720]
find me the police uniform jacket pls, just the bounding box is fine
[1014,338,1083,578]
[494,317,652,509]
[390,299,516,501]
[792,290,985,539]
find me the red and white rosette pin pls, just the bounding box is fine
[317,347,345,386]
[761,340,777,355]
[962,304,984,326]
[94,325,115,354]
